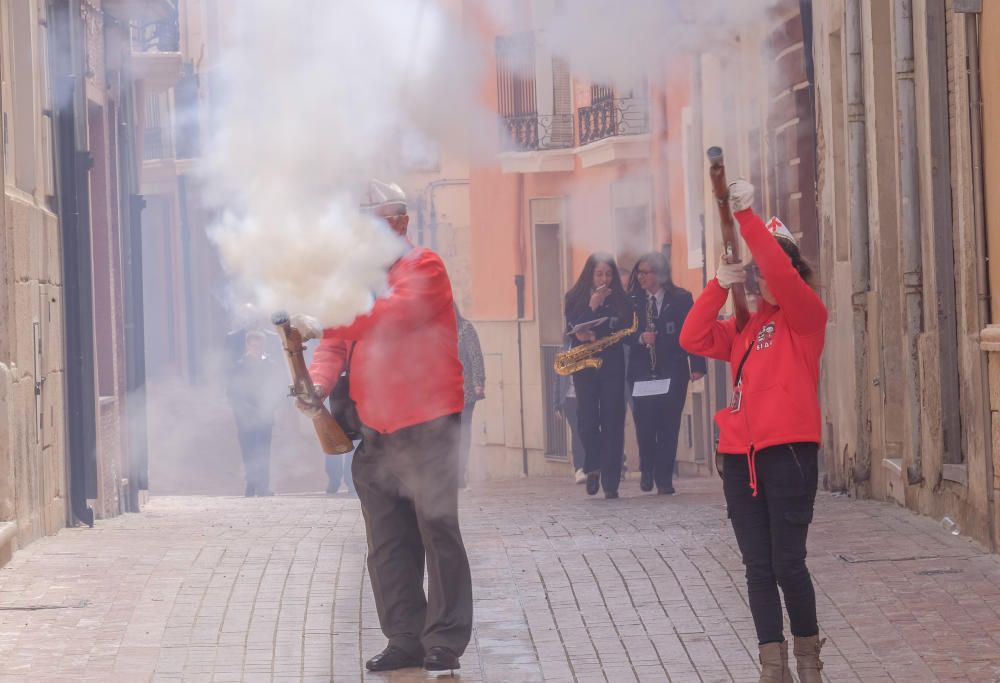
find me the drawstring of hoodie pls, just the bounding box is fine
[747,445,759,497]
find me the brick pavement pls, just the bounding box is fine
[1,477,1000,682]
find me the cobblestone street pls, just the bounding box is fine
[2,476,1000,682]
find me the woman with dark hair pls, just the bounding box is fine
[455,305,485,488]
[680,180,827,682]
[627,253,706,495]
[565,253,633,498]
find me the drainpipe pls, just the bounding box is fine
[514,174,528,476]
[846,0,872,484]
[965,9,994,542]
[113,62,149,512]
[51,0,96,527]
[894,0,925,486]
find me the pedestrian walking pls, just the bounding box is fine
[680,179,827,682]
[294,180,472,674]
[225,328,283,497]
[564,253,633,499]
[627,252,706,495]
[455,305,485,488]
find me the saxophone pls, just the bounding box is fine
[554,313,639,376]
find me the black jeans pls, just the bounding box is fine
[722,443,819,645]
[631,377,688,491]
[572,351,626,494]
[352,413,473,656]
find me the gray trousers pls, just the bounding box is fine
[352,413,473,657]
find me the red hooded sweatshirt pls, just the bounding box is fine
[309,247,465,434]
[680,209,827,474]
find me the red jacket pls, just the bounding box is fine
[679,209,827,457]
[309,247,465,434]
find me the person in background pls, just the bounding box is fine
[455,305,485,488]
[627,252,707,495]
[226,329,283,497]
[565,253,633,499]
[551,342,587,484]
[679,179,828,682]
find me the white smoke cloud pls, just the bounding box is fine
[200,0,484,328]
[539,0,783,90]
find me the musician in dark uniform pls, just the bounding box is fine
[565,253,633,499]
[627,252,707,494]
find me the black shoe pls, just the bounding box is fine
[244,483,255,497]
[605,490,619,499]
[257,490,274,497]
[424,646,460,671]
[585,473,600,496]
[365,645,423,672]
[640,471,654,492]
[657,486,675,495]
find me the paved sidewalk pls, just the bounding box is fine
[1,477,1000,682]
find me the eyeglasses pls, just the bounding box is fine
[637,269,654,276]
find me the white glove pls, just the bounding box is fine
[728,179,755,213]
[716,254,747,290]
[290,313,323,341]
[295,397,322,418]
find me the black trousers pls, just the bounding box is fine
[722,443,820,645]
[235,420,272,495]
[352,413,473,657]
[572,352,626,494]
[631,377,688,491]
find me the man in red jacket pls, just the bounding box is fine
[295,180,471,673]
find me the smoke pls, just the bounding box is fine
[200,0,485,328]
[538,0,783,90]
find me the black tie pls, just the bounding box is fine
[650,294,658,319]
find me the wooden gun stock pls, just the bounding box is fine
[271,311,354,455]
[706,146,750,331]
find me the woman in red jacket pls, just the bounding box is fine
[679,180,827,683]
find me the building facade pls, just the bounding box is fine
[812,0,999,549]
[0,0,170,564]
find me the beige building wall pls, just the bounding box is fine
[979,2,1000,550]
[813,1,996,548]
[0,0,69,563]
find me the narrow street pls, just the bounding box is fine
[1,477,998,683]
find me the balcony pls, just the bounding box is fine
[575,96,651,169]
[498,113,576,172]
[577,97,649,145]
[500,113,575,152]
[131,11,182,94]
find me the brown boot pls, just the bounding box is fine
[793,634,826,682]
[758,641,794,682]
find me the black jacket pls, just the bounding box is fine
[565,290,634,361]
[627,287,707,383]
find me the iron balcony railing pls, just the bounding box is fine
[500,113,575,152]
[577,96,650,145]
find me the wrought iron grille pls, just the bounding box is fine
[542,345,568,460]
[500,113,575,152]
[578,97,650,145]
